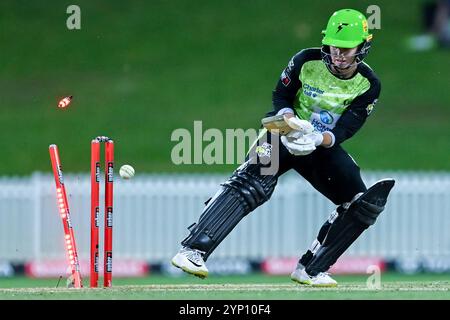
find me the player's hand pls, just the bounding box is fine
[261,114,314,136]
[304,131,324,147]
[280,130,316,156]
[283,115,314,135]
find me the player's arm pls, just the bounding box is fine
[271,50,308,115]
[264,49,318,135]
[330,76,381,147]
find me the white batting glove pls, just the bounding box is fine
[283,115,314,134]
[281,131,316,156]
[304,131,324,147]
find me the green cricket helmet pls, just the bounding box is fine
[321,9,373,67]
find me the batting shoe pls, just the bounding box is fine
[291,264,337,287]
[290,263,312,285]
[171,247,209,279]
[310,272,338,287]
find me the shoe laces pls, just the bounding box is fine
[317,272,332,279]
[182,247,205,264]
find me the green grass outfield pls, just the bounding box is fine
[0,0,449,175]
[0,273,449,300]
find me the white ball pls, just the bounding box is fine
[119,165,135,179]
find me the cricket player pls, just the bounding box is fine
[172,9,395,286]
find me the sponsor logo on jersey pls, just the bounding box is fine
[319,110,334,124]
[287,58,295,71]
[311,119,331,132]
[303,83,324,98]
[281,70,291,86]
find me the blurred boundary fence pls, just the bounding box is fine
[1,171,450,263]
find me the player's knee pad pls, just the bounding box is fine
[223,161,278,210]
[331,177,393,229]
[182,161,278,260]
[348,195,385,226]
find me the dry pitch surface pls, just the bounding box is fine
[1,276,449,300]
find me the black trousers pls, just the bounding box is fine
[181,131,368,262]
[256,132,367,205]
[257,132,368,269]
